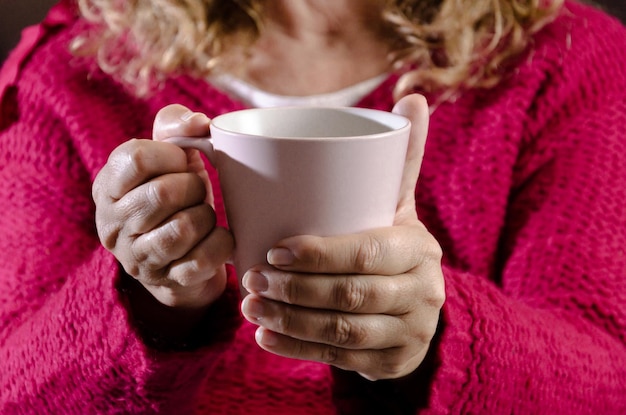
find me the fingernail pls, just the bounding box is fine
[180,110,196,122]
[242,271,268,293]
[267,248,294,266]
[256,327,278,346]
[243,297,265,321]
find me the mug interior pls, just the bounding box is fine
[211,107,409,138]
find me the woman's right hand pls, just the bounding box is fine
[92,105,234,311]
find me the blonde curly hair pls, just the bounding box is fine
[71,0,564,99]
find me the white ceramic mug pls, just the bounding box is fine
[166,106,411,294]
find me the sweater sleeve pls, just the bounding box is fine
[0,98,242,415]
[0,100,242,415]
[0,22,241,415]
[332,8,626,415]
[424,14,626,413]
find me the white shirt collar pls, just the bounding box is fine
[210,73,388,108]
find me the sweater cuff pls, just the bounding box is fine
[117,266,242,352]
[330,314,444,414]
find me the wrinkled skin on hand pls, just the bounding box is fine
[240,95,445,380]
[92,105,234,311]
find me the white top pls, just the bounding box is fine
[210,73,388,108]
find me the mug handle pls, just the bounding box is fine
[164,136,215,164]
[163,135,236,266]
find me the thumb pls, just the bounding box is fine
[392,94,430,221]
[152,104,210,141]
[153,104,215,205]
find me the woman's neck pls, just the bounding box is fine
[223,0,392,96]
[261,0,386,42]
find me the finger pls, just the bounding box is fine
[391,94,430,221]
[252,327,423,380]
[126,204,217,279]
[152,104,210,141]
[242,268,422,315]
[167,225,235,287]
[136,225,234,309]
[267,225,442,276]
[94,139,190,201]
[152,105,215,205]
[115,171,208,235]
[241,295,406,349]
[143,268,227,309]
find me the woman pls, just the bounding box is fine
[1,0,625,414]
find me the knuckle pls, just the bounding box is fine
[407,227,444,270]
[123,262,141,279]
[127,246,150,277]
[422,266,446,311]
[123,247,169,286]
[95,218,121,251]
[102,229,121,252]
[430,282,446,309]
[91,171,106,202]
[326,315,366,347]
[148,230,177,261]
[121,140,149,174]
[151,211,199,255]
[103,140,152,197]
[335,279,366,312]
[320,345,340,365]
[129,238,168,277]
[146,179,173,209]
[353,234,384,274]
[428,241,443,262]
[107,140,145,182]
[169,210,198,241]
[421,235,443,264]
[327,315,352,346]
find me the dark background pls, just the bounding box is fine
[1,0,625,63]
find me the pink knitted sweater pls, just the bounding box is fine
[1,1,625,414]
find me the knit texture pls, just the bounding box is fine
[0,1,625,414]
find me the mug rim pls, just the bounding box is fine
[209,106,411,140]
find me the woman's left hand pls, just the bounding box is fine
[241,94,445,380]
